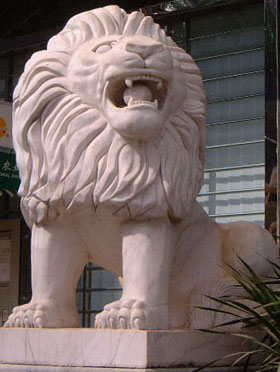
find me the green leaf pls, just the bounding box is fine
[197,256,280,371]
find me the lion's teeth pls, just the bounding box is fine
[124,95,134,106]
[125,79,133,88]
[153,99,158,109]
[128,97,134,106]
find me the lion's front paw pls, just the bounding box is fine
[4,300,79,328]
[95,298,170,330]
[4,302,42,328]
[21,197,60,226]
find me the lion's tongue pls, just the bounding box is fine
[123,83,153,106]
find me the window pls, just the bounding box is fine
[0,51,34,102]
[163,3,265,225]
[76,264,122,327]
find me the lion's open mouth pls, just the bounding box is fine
[107,75,167,110]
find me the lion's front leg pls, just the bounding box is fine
[95,218,175,330]
[5,222,88,328]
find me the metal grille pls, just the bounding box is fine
[76,264,122,327]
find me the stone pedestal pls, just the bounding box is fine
[0,328,259,371]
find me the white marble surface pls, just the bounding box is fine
[0,366,254,372]
[0,328,260,368]
[0,366,253,372]
[5,4,277,331]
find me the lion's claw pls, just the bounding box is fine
[119,316,127,329]
[5,302,44,328]
[4,300,79,328]
[133,317,143,330]
[95,298,169,330]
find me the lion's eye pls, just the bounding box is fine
[94,42,116,54]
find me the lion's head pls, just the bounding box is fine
[13,5,206,226]
[67,34,184,143]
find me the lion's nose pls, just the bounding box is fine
[124,38,164,59]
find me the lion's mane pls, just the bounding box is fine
[13,5,206,225]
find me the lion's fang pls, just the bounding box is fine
[153,99,158,109]
[125,79,133,88]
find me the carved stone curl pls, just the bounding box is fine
[5,6,277,330]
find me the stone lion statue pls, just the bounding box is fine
[5,6,277,330]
